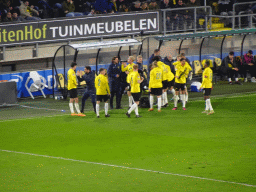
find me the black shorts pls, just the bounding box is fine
[132,92,141,102]
[150,88,162,96]
[174,83,185,91]
[203,88,211,96]
[162,80,168,89]
[69,88,78,98]
[96,95,109,102]
[168,79,174,88]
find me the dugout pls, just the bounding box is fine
[139,28,256,77]
[52,39,142,99]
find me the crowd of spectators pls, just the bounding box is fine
[0,0,255,29]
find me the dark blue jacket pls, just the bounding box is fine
[108,63,121,91]
[135,62,143,71]
[163,57,175,74]
[77,71,96,92]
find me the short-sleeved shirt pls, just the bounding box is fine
[175,63,192,84]
[149,67,163,89]
[201,67,213,88]
[95,74,110,95]
[68,68,77,90]
[128,71,141,93]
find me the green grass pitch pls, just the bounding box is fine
[0,93,256,191]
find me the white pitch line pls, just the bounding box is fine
[1,149,255,188]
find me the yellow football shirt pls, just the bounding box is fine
[95,74,110,95]
[122,63,135,83]
[166,65,174,81]
[157,61,168,81]
[175,63,192,84]
[128,71,141,93]
[149,67,163,89]
[201,67,213,88]
[67,68,77,90]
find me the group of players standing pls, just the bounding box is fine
[67,51,214,118]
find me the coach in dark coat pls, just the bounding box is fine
[108,56,122,109]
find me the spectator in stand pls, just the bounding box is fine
[0,11,2,22]
[63,0,83,17]
[186,0,205,29]
[221,51,242,85]
[3,11,12,22]
[131,1,142,12]
[141,2,149,11]
[12,11,25,22]
[160,0,175,9]
[119,4,130,12]
[19,1,41,20]
[241,50,256,82]
[172,0,187,30]
[149,0,160,10]
[1,0,13,13]
[94,0,114,13]
[111,0,118,12]
[87,8,96,16]
[116,0,129,11]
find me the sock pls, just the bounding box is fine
[205,100,209,111]
[181,94,186,108]
[171,89,175,96]
[235,78,238,82]
[206,99,213,111]
[92,102,96,113]
[174,95,178,107]
[69,103,74,114]
[129,96,133,107]
[228,78,232,82]
[135,105,139,115]
[157,97,161,110]
[185,93,188,102]
[74,103,81,114]
[162,93,165,106]
[165,92,168,104]
[96,104,100,116]
[128,103,137,114]
[150,95,154,109]
[105,103,108,115]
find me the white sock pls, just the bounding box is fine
[162,93,165,106]
[129,96,133,107]
[235,78,238,82]
[165,92,168,104]
[74,103,81,114]
[69,103,74,114]
[105,103,108,115]
[157,97,161,110]
[228,78,232,82]
[174,95,178,107]
[128,103,137,114]
[150,95,154,109]
[96,104,100,116]
[206,99,213,111]
[185,93,188,102]
[181,94,186,108]
[135,105,139,115]
[205,100,209,111]
[171,89,175,96]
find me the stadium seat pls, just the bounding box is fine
[25,71,48,99]
[193,60,203,75]
[201,59,214,68]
